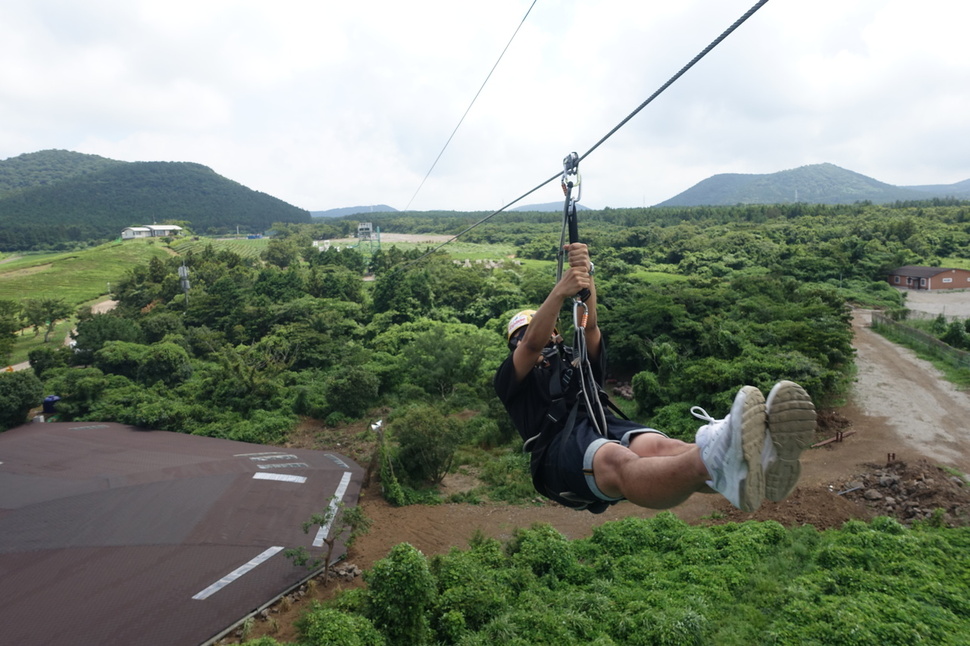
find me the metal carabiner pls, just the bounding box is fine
[561,152,581,203]
[573,298,588,332]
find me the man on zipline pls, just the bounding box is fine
[494,242,816,514]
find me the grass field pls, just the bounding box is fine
[0,239,173,304]
[5,318,76,367]
[1,239,173,366]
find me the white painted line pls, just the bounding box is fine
[253,472,307,484]
[234,451,287,457]
[192,546,285,600]
[313,471,353,547]
[256,462,309,470]
[248,454,299,462]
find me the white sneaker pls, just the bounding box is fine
[692,386,766,512]
[763,381,816,502]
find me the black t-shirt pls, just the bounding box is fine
[493,340,607,450]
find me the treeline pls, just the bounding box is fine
[13,201,970,477]
[15,230,861,447]
[0,155,311,251]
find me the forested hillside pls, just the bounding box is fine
[0,150,123,195]
[0,150,311,250]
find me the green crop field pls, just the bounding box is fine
[0,239,173,305]
[170,236,270,259]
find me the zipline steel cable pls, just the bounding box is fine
[403,0,539,213]
[400,0,771,266]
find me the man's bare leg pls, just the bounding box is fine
[592,442,710,509]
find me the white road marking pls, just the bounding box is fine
[247,454,299,462]
[192,546,285,600]
[312,471,353,547]
[252,472,307,484]
[256,462,309,470]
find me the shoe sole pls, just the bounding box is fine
[733,386,767,512]
[764,381,816,502]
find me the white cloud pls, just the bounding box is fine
[1,0,968,211]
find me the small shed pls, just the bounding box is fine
[888,265,970,290]
[121,227,151,239]
[145,225,182,237]
[121,225,183,239]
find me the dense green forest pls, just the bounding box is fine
[0,149,123,194]
[0,150,312,250]
[10,200,970,447]
[4,200,970,644]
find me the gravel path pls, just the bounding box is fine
[851,289,970,472]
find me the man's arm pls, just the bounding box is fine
[510,243,599,381]
[567,243,601,360]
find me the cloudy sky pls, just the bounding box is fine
[2,0,968,212]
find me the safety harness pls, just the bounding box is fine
[522,153,629,458]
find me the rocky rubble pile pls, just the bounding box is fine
[833,459,970,527]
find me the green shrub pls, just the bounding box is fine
[506,524,574,580]
[0,369,43,431]
[364,543,436,646]
[391,404,464,486]
[296,604,385,646]
[477,450,534,503]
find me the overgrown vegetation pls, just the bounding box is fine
[243,514,970,645]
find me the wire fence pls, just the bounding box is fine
[871,311,970,370]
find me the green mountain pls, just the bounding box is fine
[657,163,970,207]
[0,150,312,251]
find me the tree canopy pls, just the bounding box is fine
[22,200,970,475]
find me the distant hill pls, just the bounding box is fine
[0,150,311,250]
[311,205,398,218]
[657,163,970,207]
[511,201,591,212]
[311,201,591,216]
[906,178,970,199]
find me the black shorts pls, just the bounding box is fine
[534,417,666,513]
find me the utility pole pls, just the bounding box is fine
[178,261,190,307]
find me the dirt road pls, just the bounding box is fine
[851,306,970,472]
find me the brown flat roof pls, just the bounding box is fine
[888,265,956,278]
[0,422,363,646]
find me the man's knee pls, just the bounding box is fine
[591,442,637,499]
[629,432,690,457]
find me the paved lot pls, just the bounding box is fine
[902,287,970,318]
[0,422,363,646]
